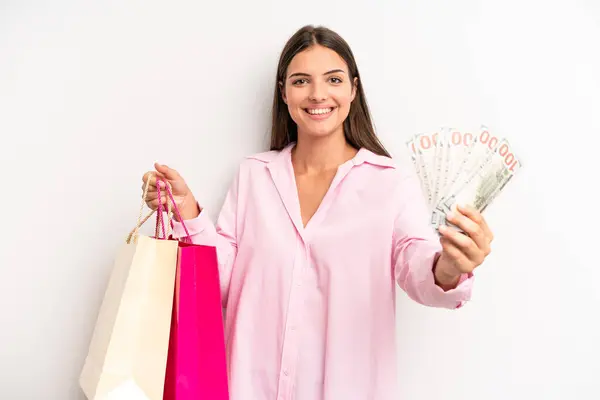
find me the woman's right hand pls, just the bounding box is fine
[142,163,201,221]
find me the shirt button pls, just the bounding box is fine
[283,369,289,376]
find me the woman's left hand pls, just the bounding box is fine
[434,204,494,288]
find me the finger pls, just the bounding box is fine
[141,189,159,204]
[141,182,161,193]
[439,237,472,272]
[142,188,157,200]
[148,195,168,210]
[155,162,181,181]
[456,203,494,242]
[438,224,484,264]
[142,174,172,196]
[446,207,488,252]
[142,183,170,202]
[142,171,166,187]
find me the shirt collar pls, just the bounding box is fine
[248,142,396,169]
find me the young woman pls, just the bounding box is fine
[143,25,493,400]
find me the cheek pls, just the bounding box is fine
[333,88,354,108]
[284,89,304,108]
[333,95,354,121]
[287,100,303,120]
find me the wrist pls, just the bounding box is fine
[176,194,201,221]
[434,255,461,290]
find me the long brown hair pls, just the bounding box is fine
[269,25,391,158]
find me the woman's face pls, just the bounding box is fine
[281,44,357,140]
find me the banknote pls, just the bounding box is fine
[445,128,475,192]
[413,131,439,208]
[437,126,501,206]
[407,125,522,232]
[406,136,428,202]
[429,128,474,228]
[431,127,448,207]
[435,137,522,229]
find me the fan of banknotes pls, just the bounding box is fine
[406,125,522,232]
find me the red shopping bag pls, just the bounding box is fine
[160,180,230,400]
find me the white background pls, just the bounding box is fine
[1,1,599,399]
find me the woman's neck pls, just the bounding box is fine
[291,129,358,174]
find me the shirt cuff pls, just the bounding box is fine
[430,259,474,309]
[170,206,215,239]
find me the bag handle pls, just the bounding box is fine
[125,174,191,244]
[158,177,192,243]
[155,182,174,240]
[126,175,154,243]
[154,178,172,240]
[126,173,170,243]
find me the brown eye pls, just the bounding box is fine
[329,77,343,84]
[292,78,308,85]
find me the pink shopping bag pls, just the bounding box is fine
[160,180,230,400]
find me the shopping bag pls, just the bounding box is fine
[161,182,230,400]
[79,177,178,399]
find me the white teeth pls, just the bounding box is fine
[306,107,333,115]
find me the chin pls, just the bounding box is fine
[299,117,346,138]
[300,123,339,138]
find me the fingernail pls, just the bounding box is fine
[446,212,455,220]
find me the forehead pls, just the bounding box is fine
[287,44,349,76]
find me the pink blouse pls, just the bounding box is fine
[171,143,473,400]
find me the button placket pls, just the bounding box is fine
[276,242,306,399]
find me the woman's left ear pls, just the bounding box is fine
[279,81,287,104]
[351,77,358,101]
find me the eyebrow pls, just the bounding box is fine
[287,69,346,79]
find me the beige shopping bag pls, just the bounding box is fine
[79,177,178,399]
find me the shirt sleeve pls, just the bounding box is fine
[170,167,240,307]
[391,165,474,309]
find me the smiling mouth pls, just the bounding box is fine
[304,107,335,115]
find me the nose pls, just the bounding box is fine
[309,81,328,102]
